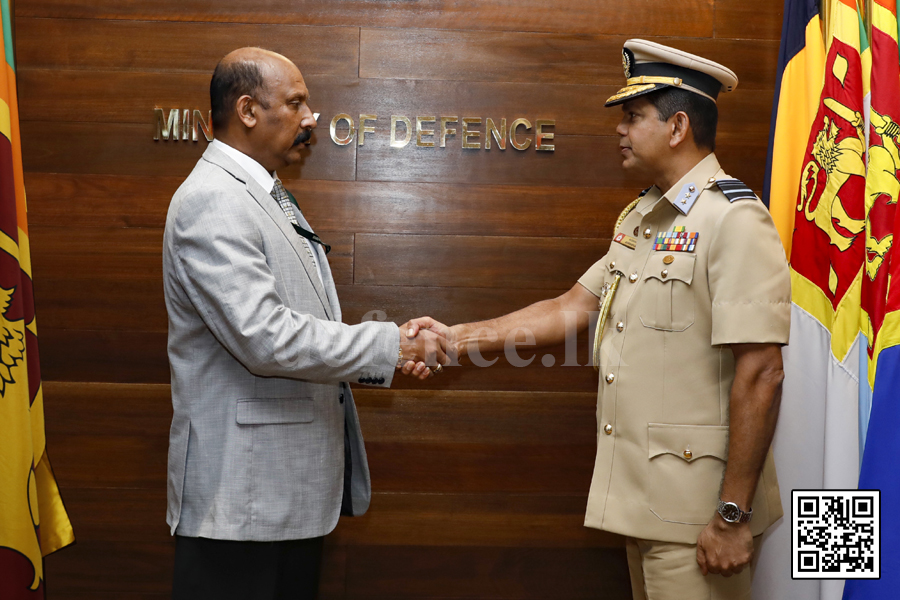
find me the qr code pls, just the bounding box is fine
[792,490,880,579]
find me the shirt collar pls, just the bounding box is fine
[636,152,722,217]
[211,139,277,194]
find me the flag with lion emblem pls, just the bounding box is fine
[0,1,74,598]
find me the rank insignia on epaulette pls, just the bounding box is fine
[716,179,757,202]
[654,226,699,252]
[614,232,637,249]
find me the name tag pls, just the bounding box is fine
[614,233,637,250]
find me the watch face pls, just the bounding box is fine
[720,502,741,522]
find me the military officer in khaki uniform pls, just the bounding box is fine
[405,39,791,599]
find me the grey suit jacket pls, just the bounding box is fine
[163,144,399,541]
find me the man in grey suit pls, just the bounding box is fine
[163,47,448,599]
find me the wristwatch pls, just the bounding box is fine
[717,500,753,524]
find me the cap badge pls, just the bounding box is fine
[622,48,633,79]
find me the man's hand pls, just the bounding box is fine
[696,515,754,577]
[398,319,450,380]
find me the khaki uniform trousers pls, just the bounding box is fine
[626,535,762,600]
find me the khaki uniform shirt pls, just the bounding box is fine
[578,153,791,544]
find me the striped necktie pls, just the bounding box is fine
[271,179,315,260]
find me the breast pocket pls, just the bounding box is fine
[638,253,696,332]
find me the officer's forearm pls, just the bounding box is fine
[450,284,595,358]
[719,343,784,511]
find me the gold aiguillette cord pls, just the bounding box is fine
[593,197,641,372]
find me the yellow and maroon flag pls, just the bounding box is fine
[0,1,74,597]
[763,0,826,257]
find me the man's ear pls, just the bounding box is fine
[669,111,691,148]
[235,95,257,129]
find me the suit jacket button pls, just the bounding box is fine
[339,394,344,404]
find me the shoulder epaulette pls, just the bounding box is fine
[715,179,758,203]
[638,186,652,197]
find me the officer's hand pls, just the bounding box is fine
[696,515,754,577]
[401,317,455,378]
[398,326,449,381]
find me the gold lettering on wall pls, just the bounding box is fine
[330,113,355,146]
[535,119,555,152]
[154,108,180,141]
[439,116,458,148]
[391,116,412,148]
[358,114,377,146]
[461,117,482,150]
[193,110,213,142]
[509,118,532,151]
[154,108,213,142]
[416,116,436,148]
[153,108,554,152]
[486,118,507,150]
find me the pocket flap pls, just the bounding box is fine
[236,398,315,425]
[644,252,695,284]
[648,423,728,462]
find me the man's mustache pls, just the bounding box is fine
[293,128,313,146]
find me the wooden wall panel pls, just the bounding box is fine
[17,0,715,37]
[715,0,784,40]
[360,29,778,89]
[346,546,631,599]
[15,18,360,75]
[355,234,609,289]
[18,0,780,597]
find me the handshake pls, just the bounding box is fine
[396,316,456,381]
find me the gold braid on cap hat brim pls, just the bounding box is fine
[593,197,641,372]
[607,77,718,105]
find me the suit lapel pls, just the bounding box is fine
[201,146,334,320]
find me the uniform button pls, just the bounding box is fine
[604,424,613,435]
[683,449,693,459]
[605,372,615,384]
[689,185,696,192]
[633,226,639,236]
[708,177,716,183]
[643,228,652,239]
[339,394,345,404]
[661,269,668,279]
[610,260,616,270]
[616,321,624,332]
[629,272,638,283]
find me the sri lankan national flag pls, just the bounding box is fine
[0,2,74,597]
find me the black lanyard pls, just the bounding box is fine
[284,189,331,255]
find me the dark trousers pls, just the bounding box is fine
[172,535,325,600]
